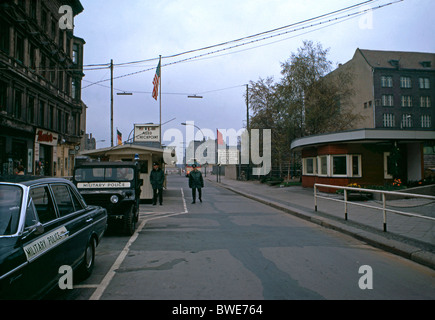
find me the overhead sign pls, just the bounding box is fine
[134,124,160,143]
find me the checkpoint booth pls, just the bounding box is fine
[79,144,164,202]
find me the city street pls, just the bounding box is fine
[49,174,434,300]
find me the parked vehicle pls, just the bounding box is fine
[0,176,107,299]
[72,162,143,235]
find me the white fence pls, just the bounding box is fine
[314,183,435,232]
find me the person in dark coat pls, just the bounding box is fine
[150,162,165,205]
[188,164,204,204]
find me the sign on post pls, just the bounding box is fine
[134,124,160,143]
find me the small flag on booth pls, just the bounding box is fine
[217,129,224,145]
[117,129,122,145]
[152,59,161,100]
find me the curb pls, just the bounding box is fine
[210,179,435,271]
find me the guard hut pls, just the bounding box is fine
[79,144,164,202]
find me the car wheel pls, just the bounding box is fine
[123,205,136,236]
[75,236,96,282]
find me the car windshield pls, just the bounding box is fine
[0,185,23,236]
[74,167,134,182]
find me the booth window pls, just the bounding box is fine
[303,157,316,175]
[332,155,347,176]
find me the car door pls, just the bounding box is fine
[50,183,92,269]
[20,184,63,297]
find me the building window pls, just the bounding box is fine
[27,96,35,124]
[381,76,393,88]
[72,78,80,100]
[382,95,394,107]
[303,157,316,175]
[40,54,47,78]
[29,43,36,69]
[401,95,413,107]
[400,76,412,88]
[14,90,23,119]
[16,35,25,64]
[419,78,430,89]
[41,9,48,32]
[72,44,79,64]
[421,115,432,128]
[48,105,54,129]
[57,109,62,132]
[0,19,10,54]
[29,0,37,21]
[420,96,431,108]
[401,114,412,128]
[383,113,395,128]
[50,60,56,83]
[0,80,7,112]
[350,155,362,177]
[332,155,347,176]
[317,156,328,176]
[39,101,45,127]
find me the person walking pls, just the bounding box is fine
[150,162,164,205]
[189,164,204,203]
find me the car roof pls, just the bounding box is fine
[0,175,72,187]
[75,161,138,168]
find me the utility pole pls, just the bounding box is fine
[246,84,249,131]
[110,59,114,147]
[246,84,250,180]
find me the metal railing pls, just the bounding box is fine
[314,183,435,232]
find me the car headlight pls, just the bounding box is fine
[110,195,119,204]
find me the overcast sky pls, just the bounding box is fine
[74,0,435,155]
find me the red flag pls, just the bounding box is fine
[152,59,161,100]
[217,129,224,145]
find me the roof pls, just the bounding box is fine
[291,129,435,151]
[80,143,164,157]
[0,176,72,186]
[75,161,138,168]
[357,49,435,70]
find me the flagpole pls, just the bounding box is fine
[159,55,162,148]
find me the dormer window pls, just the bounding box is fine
[389,59,399,68]
[421,61,432,68]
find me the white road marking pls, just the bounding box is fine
[88,187,188,300]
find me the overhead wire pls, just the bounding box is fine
[81,0,403,90]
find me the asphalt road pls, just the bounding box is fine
[49,174,434,301]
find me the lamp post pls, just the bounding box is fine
[181,122,205,141]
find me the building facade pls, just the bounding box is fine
[336,48,435,131]
[0,0,86,177]
[293,49,435,189]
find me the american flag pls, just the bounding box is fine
[152,59,161,100]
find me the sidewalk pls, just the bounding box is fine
[206,175,435,271]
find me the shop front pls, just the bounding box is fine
[0,127,34,175]
[34,129,58,176]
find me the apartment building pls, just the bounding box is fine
[291,49,435,188]
[336,48,434,131]
[0,0,86,177]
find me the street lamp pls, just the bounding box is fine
[181,122,205,141]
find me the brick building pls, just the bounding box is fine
[292,49,435,189]
[0,0,86,177]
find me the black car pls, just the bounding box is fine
[73,161,143,235]
[0,176,107,300]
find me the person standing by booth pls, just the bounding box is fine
[150,162,164,205]
[189,164,204,204]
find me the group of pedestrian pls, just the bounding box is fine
[149,162,204,205]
